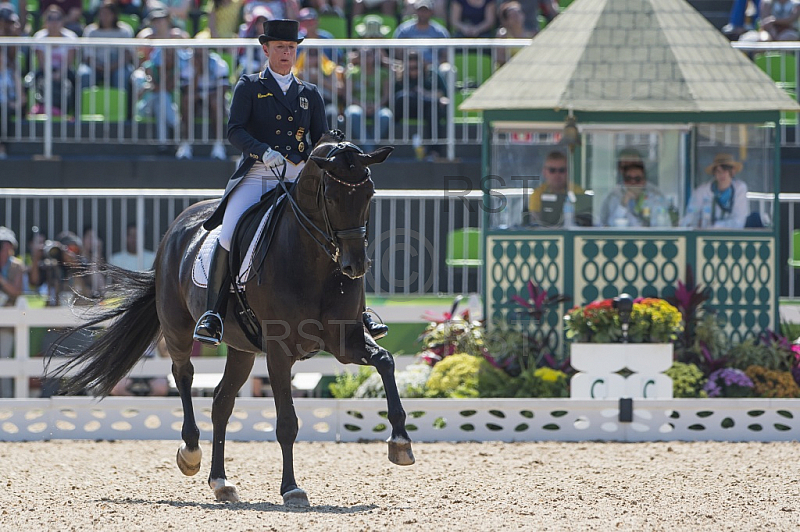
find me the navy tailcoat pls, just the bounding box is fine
[204,69,328,230]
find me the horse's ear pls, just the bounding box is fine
[358,146,394,166]
[310,155,335,171]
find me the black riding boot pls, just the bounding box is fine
[193,243,230,345]
[363,310,389,340]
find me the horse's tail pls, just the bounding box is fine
[47,264,161,397]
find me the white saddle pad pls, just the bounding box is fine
[191,205,273,290]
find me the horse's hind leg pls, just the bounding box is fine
[164,331,203,477]
[208,347,255,503]
[266,352,309,506]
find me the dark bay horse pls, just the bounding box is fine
[49,131,414,504]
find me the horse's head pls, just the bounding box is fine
[307,132,393,279]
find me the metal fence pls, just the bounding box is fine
[0,187,484,296]
[0,37,528,159]
[3,38,800,159]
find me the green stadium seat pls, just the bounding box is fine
[81,87,127,122]
[454,52,493,89]
[318,14,348,39]
[446,228,482,267]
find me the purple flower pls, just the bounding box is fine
[703,368,754,398]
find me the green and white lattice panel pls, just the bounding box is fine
[696,236,775,342]
[486,234,566,332]
[572,235,686,305]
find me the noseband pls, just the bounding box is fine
[275,141,372,263]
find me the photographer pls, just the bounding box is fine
[43,231,96,306]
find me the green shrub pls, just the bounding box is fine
[518,367,569,398]
[665,362,706,398]
[329,366,375,398]
[425,353,487,398]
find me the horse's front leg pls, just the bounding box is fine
[359,332,415,466]
[266,350,309,506]
[208,347,255,503]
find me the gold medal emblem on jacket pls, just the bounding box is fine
[298,142,305,152]
[296,127,305,141]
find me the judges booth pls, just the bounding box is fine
[483,119,780,354]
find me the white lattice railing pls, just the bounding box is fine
[1,397,798,443]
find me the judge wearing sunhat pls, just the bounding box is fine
[681,153,749,229]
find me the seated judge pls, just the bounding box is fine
[600,149,666,227]
[681,153,749,229]
[528,151,584,225]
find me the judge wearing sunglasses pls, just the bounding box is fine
[528,151,584,224]
[681,153,749,229]
[600,149,665,227]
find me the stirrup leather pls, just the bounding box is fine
[193,310,224,345]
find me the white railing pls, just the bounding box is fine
[0,301,422,399]
[0,37,529,159]
[3,38,799,159]
[1,396,798,442]
[0,187,484,296]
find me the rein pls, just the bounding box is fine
[272,142,372,263]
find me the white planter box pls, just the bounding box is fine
[570,343,674,400]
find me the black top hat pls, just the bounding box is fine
[258,19,304,44]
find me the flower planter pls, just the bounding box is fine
[570,343,674,399]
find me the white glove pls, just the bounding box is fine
[262,148,285,172]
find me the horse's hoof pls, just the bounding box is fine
[283,488,310,507]
[210,478,240,503]
[388,438,415,466]
[176,443,202,476]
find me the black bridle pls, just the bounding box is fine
[274,141,372,262]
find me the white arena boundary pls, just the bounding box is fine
[0,397,798,443]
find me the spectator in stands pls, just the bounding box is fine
[394,50,447,158]
[134,7,190,151]
[340,47,393,151]
[177,48,231,159]
[243,0,299,23]
[144,0,191,32]
[307,0,344,18]
[723,0,760,40]
[29,5,82,115]
[450,0,496,38]
[83,0,136,90]
[681,153,749,229]
[236,5,271,75]
[0,0,26,34]
[527,151,584,224]
[297,7,338,61]
[351,0,397,18]
[760,0,800,41]
[393,0,450,64]
[40,0,85,35]
[0,2,25,159]
[194,0,245,38]
[110,223,157,271]
[495,1,535,66]
[0,226,22,397]
[519,0,558,35]
[600,149,665,228]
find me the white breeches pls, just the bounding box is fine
[217,161,304,251]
